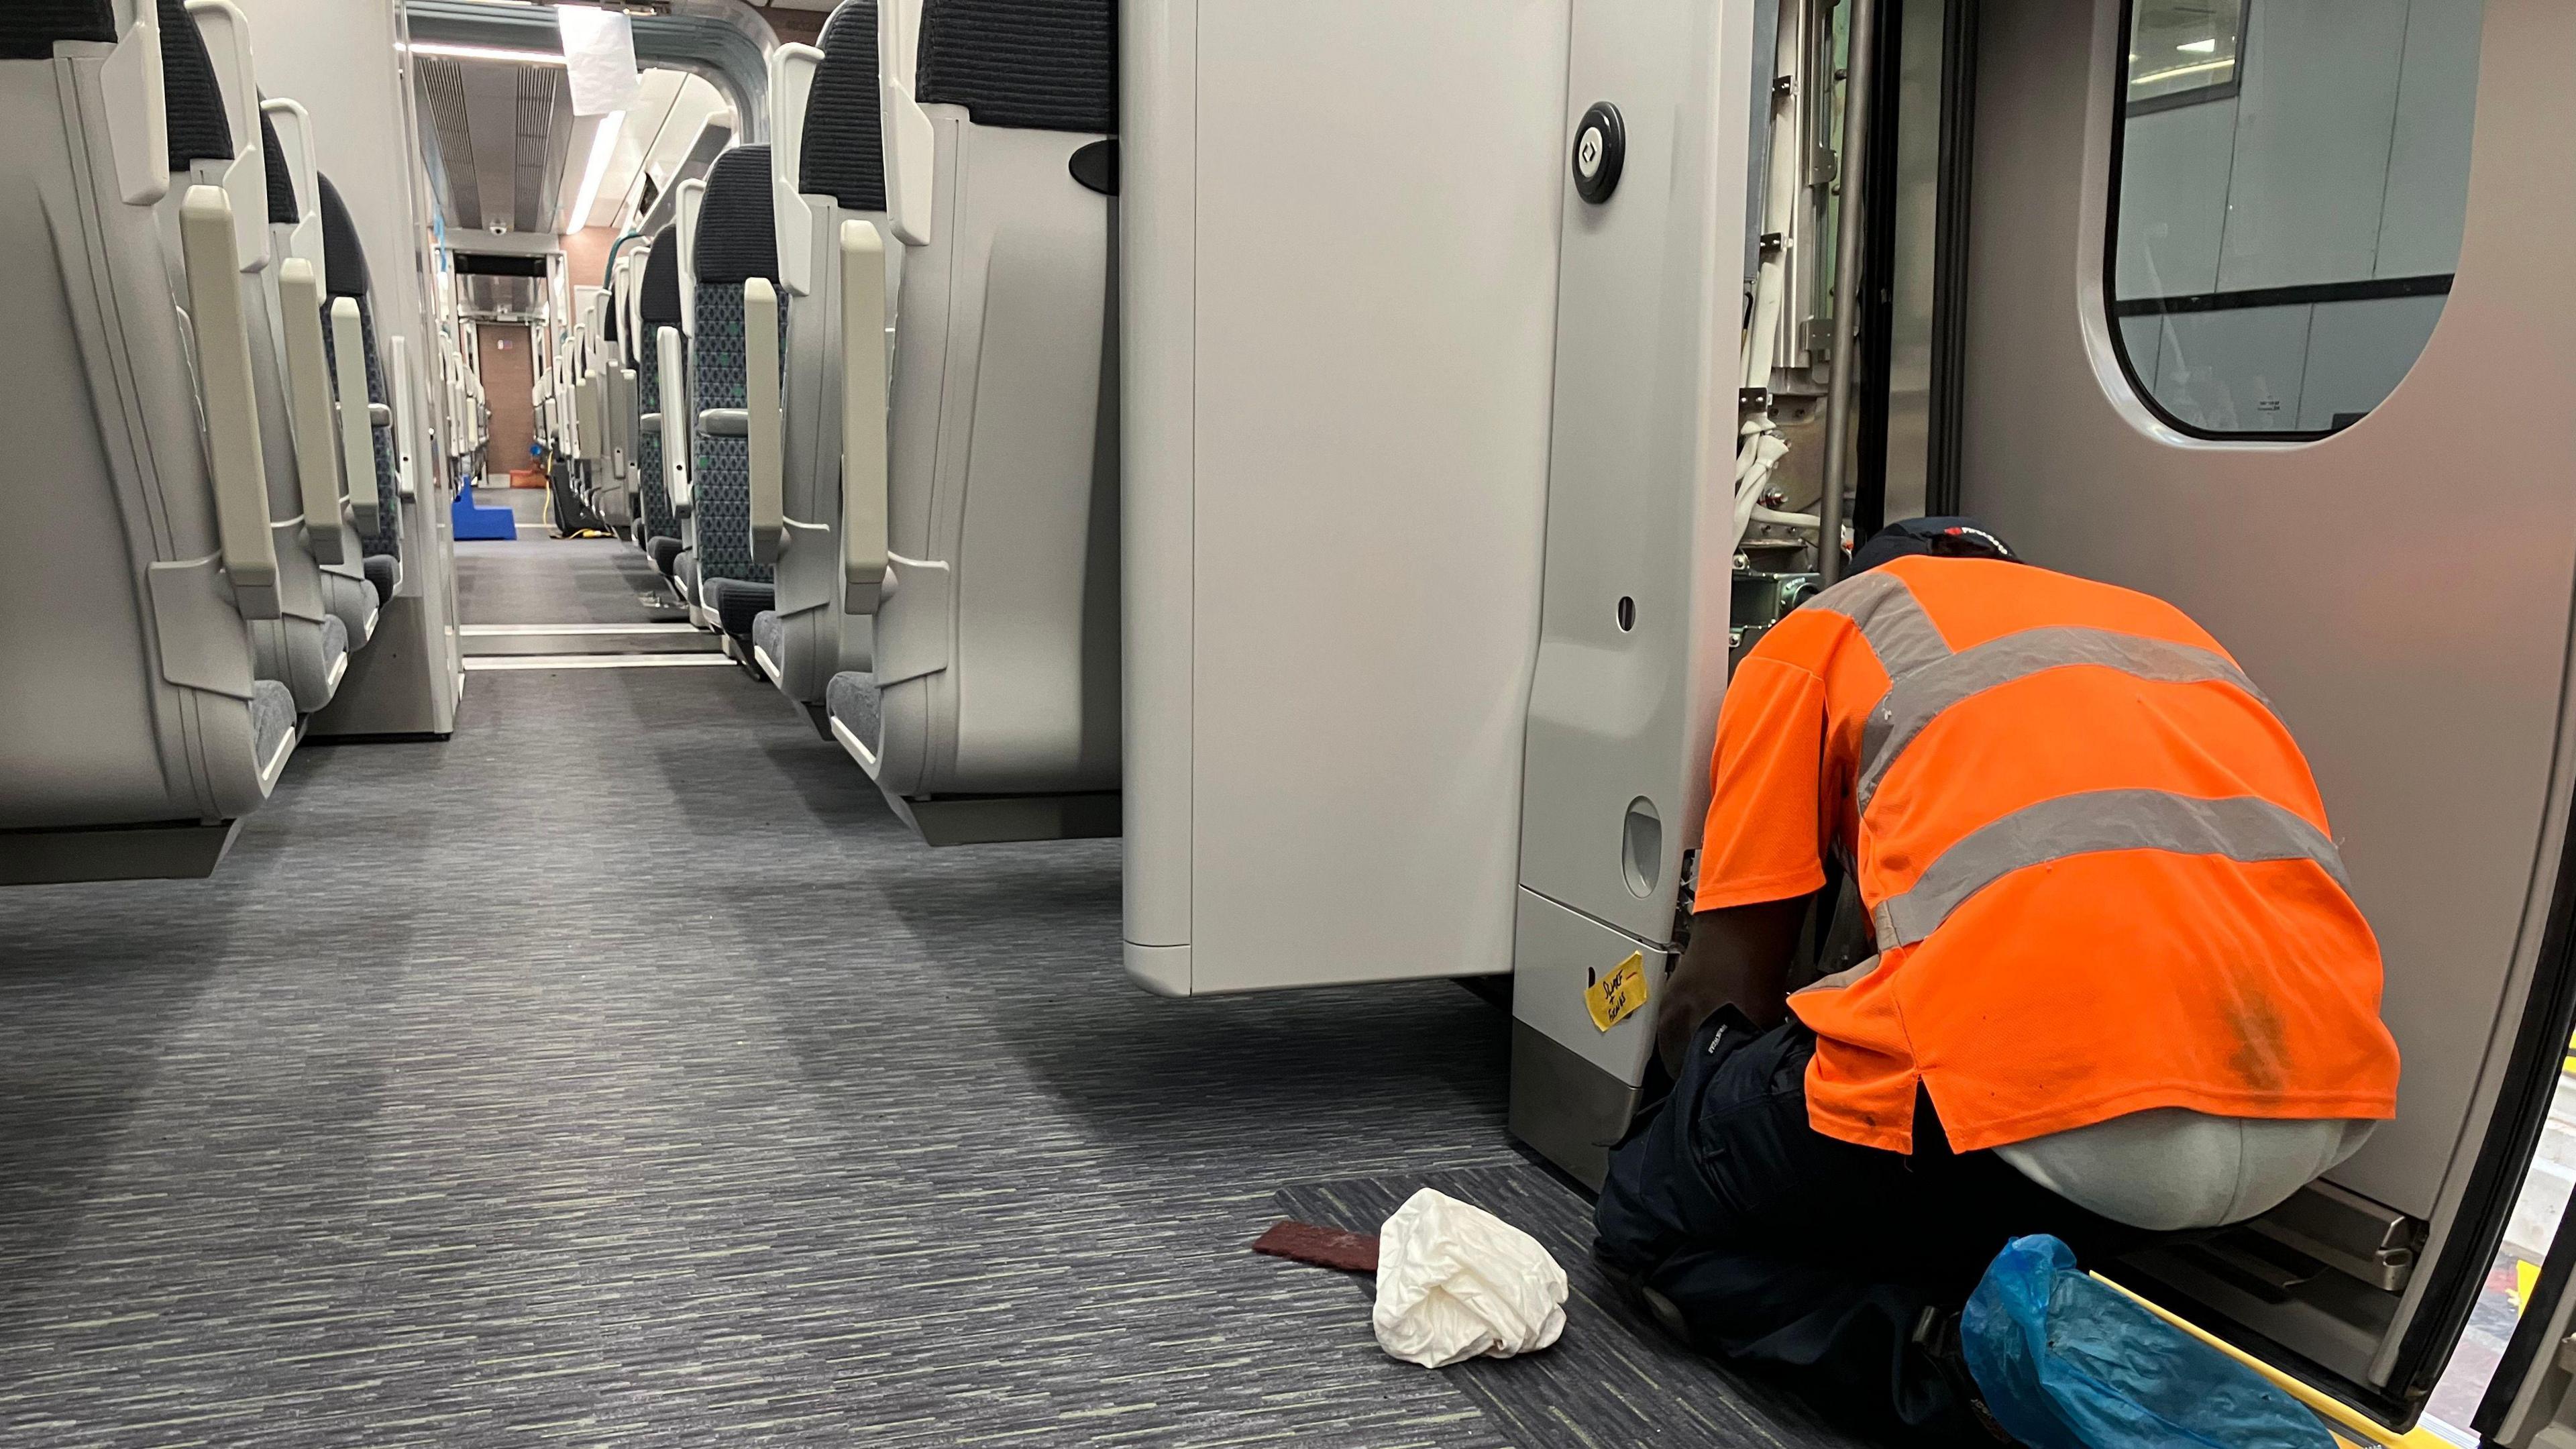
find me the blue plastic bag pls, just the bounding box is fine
[1961,1235,2334,1449]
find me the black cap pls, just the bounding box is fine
[1849,517,2019,574]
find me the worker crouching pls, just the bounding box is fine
[1594,519,2400,1442]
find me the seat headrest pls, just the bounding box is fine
[801,0,885,211]
[693,146,780,286]
[260,107,297,225]
[0,0,116,60]
[160,0,233,171]
[640,228,683,326]
[916,0,1116,135]
[317,172,371,298]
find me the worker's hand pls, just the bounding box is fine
[1654,898,1807,1076]
[1653,986,1721,1077]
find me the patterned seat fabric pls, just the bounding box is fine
[690,146,786,595]
[0,1,115,60]
[708,578,773,642]
[825,670,881,755]
[636,228,683,545]
[806,0,886,211]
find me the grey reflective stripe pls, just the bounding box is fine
[1792,954,1886,996]
[1807,568,1953,678]
[1855,627,2270,812]
[1870,789,2352,948]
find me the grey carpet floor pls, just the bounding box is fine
[1279,1168,1875,1449]
[0,545,1836,1447]
[455,539,682,626]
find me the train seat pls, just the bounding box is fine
[824,0,1119,841]
[593,263,637,533]
[315,172,402,604]
[165,0,346,713]
[635,227,686,580]
[757,0,893,704]
[667,174,706,616]
[260,96,378,651]
[0,0,300,871]
[686,144,786,648]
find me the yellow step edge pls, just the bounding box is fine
[2092,1276,2457,1449]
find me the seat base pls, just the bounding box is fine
[0,818,247,885]
[883,791,1121,847]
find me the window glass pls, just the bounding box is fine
[2107,0,2481,437]
[2127,0,2243,109]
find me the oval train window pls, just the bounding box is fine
[2106,0,2482,438]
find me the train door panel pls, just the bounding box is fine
[1947,0,2576,1426]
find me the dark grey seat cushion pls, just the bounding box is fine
[321,572,380,649]
[704,577,773,641]
[362,553,398,600]
[249,679,295,780]
[673,547,698,603]
[649,535,684,578]
[751,609,785,669]
[825,669,881,755]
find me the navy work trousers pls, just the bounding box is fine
[1595,1017,2158,1442]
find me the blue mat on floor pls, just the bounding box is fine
[453,483,517,540]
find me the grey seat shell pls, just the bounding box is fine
[158,0,347,712]
[768,0,891,706]
[0,0,298,833]
[842,0,1119,817]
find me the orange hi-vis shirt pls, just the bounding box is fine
[1699,555,2400,1155]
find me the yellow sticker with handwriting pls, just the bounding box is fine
[1585,951,1648,1032]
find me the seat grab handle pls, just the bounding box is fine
[840,219,888,614]
[178,186,280,619]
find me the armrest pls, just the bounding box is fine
[840,219,888,614]
[699,409,749,437]
[178,186,279,618]
[606,363,632,477]
[387,333,419,502]
[746,277,784,564]
[327,297,378,535]
[657,325,690,514]
[574,372,604,463]
[640,411,663,433]
[275,259,343,564]
[369,402,390,428]
[621,366,641,468]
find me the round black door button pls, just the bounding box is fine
[1572,102,1624,204]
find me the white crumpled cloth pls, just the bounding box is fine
[1371,1188,1568,1368]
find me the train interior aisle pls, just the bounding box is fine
[0,533,1863,1445]
[9,0,2576,1444]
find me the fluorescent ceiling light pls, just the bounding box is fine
[568,110,626,231]
[2176,37,2219,53]
[407,40,569,66]
[2133,56,2235,85]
